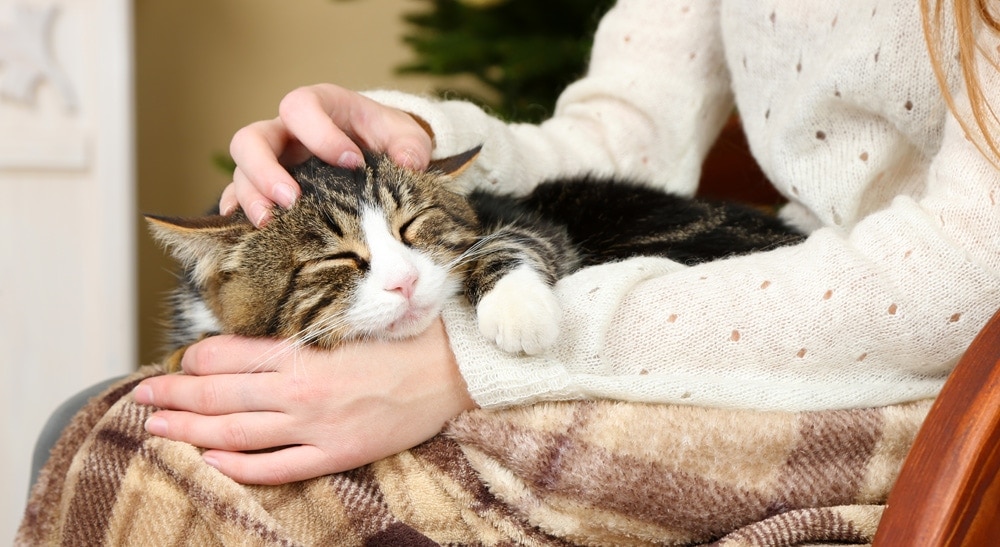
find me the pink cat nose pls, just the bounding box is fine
[385,271,418,300]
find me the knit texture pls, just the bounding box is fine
[18,369,930,546]
[366,0,1000,411]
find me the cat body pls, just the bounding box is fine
[147,149,802,361]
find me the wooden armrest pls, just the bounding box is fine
[873,307,1000,545]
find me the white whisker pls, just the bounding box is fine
[444,231,509,271]
[233,311,353,375]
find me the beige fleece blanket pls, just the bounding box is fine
[17,367,930,546]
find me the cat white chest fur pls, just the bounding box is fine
[347,206,457,339]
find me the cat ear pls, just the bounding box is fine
[427,146,482,178]
[144,213,252,282]
[426,146,482,194]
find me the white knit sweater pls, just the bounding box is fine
[365,0,1000,411]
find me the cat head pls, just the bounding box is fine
[146,148,482,349]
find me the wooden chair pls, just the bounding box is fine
[701,118,1000,545]
[872,307,1000,545]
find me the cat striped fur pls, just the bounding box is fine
[146,148,803,365]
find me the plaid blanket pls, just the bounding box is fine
[18,367,930,546]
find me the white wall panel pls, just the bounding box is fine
[0,0,133,542]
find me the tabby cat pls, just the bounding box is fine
[147,148,802,363]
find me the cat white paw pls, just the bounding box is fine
[476,265,560,355]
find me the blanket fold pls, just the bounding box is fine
[17,367,930,546]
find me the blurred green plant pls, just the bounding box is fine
[216,0,613,172]
[392,0,615,123]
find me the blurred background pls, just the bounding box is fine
[134,0,449,365]
[2,0,608,541]
[2,0,448,541]
[134,0,607,366]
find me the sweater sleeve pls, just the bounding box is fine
[365,0,999,412]
[364,0,732,198]
[440,22,1000,412]
[441,122,1000,411]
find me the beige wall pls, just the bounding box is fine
[136,0,445,363]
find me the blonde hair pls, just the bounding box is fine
[922,0,1000,164]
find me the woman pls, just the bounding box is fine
[134,0,1000,487]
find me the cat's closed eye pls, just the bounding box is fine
[397,207,443,246]
[398,216,421,246]
[398,207,462,249]
[298,252,369,276]
[319,252,369,271]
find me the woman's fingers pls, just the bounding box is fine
[224,84,435,227]
[181,335,296,376]
[134,320,473,483]
[278,84,365,168]
[218,182,239,217]
[143,408,293,453]
[134,371,282,415]
[201,444,346,486]
[280,84,434,170]
[227,119,303,226]
[133,335,300,414]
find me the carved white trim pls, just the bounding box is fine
[0,3,77,110]
[0,1,87,170]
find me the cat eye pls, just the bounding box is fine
[398,215,421,246]
[320,252,369,271]
[397,207,444,246]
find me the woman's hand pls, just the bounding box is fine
[223,83,435,227]
[133,319,476,485]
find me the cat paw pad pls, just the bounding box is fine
[476,266,560,355]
